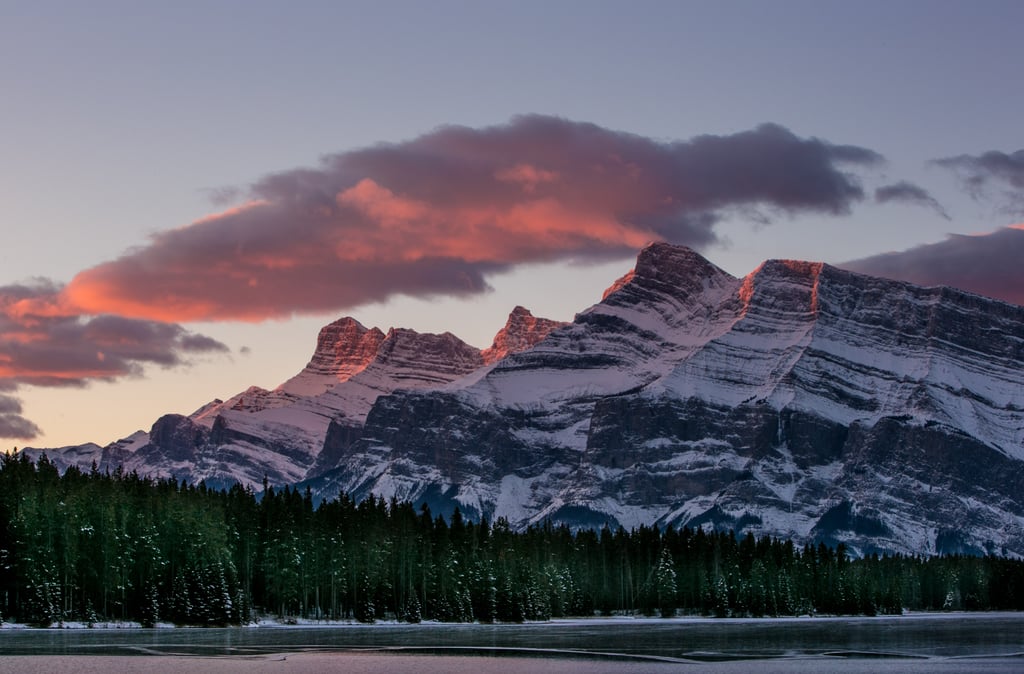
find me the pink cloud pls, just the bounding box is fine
[494,163,560,193]
[0,116,901,438]
[58,116,884,323]
[0,281,228,439]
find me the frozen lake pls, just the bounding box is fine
[1,613,1022,672]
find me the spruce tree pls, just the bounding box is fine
[655,548,677,618]
[354,574,375,623]
[139,582,160,628]
[404,591,422,623]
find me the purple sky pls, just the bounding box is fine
[1,0,1022,446]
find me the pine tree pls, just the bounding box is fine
[25,562,62,627]
[169,570,193,625]
[713,574,730,618]
[354,574,375,623]
[5,453,1024,625]
[470,559,497,623]
[139,582,160,628]
[496,574,524,622]
[404,591,422,623]
[84,598,99,628]
[655,548,677,618]
[748,560,768,617]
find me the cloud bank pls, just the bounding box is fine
[841,225,1024,306]
[0,281,228,439]
[858,144,1024,304]
[62,116,884,322]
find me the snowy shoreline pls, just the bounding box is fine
[3,610,1023,630]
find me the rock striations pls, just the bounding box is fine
[26,243,1024,557]
[305,243,1024,557]
[481,306,569,364]
[27,305,563,490]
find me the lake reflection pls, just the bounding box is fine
[1,613,1022,663]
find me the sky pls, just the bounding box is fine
[2,0,1023,448]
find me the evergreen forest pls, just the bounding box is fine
[2,452,1023,627]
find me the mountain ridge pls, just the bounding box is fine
[303,243,1024,556]
[24,304,566,487]
[23,243,1024,557]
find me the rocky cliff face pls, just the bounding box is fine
[278,317,386,397]
[27,243,1024,556]
[481,306,569,364]
[30,307,563,489]
[307,243,1024,556]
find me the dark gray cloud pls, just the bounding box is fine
[63,116,885,322]
[0,394,40,441]
[875,181,950,219]
[840,225,1024,306]
[934,149,1024,213]
[0,394,25,415]
[0,281,229,439]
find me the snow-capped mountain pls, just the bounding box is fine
[26,243,1024,557]
[25,308,564,489]
[307,243,1024,557]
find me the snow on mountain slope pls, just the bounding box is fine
[116,326,485,488]
[28,242,1024,557]
[312,243,1024,557]
[31,306,564,489]
[653,259,1024,455]
[464,244,742,409]
[192,325,484,439]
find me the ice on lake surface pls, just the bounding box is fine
[1,613,1022,672]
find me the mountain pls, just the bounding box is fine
[26,243,1024,557]
[481,305,569,364]
[25,308,565,489]
[306,243,1024,557]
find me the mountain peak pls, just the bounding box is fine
[607,243,737,301]
[737,258,826,313]
[598,243,738,312]
[312,317,387,373]
[755,258,828,284]
[635,243,729,280]
[481,306,568,364]
[277,317,386,396]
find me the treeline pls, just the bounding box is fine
[1,452,1023,626]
